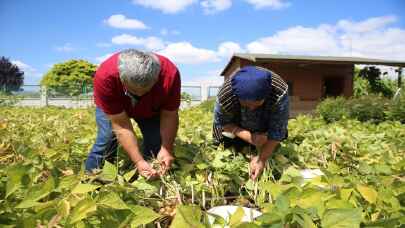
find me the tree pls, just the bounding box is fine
[0,56,24,94]
[358,66,394,98]
[41,59,97,96]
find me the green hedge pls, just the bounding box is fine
[315,97,349,123]
[387,94,405,123]
[346,96,390,123]
[316,95,405,123]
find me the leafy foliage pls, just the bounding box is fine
[41,59,97,96]
[387,94,405,123]
[353,71,370,97]
[0,56,24,94]
[317,95,404,123]
[0,102,404,227]
[316,97,349,123]
[0,94,20,107]
[181,92,192,104]
[358,66,395,98]
[346,96,390,123]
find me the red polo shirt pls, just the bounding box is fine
[93,52,181,119]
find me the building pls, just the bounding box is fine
[221,54,405,116]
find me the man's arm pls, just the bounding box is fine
[157,109,179,173]
[108,111,157,177]
[160,109,179,153]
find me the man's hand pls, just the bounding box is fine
[249,156,265,180]
[136,160,158,179]
[252,133,268,147]
[157,148,175,175]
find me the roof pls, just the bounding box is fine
[221,53,405,76]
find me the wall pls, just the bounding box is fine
[260,62,353,100]
[222,59,354,117]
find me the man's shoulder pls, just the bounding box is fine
[95,53,120,79]
[155,53,175,66]
[155,54,179,76]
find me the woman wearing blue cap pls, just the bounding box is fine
[213,66,289,180]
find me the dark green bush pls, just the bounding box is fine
[387,94,405,123]
[316,97,349,123]
[346,96,390,123]
[315,95,404,124]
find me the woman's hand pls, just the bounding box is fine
[249,155,265,180]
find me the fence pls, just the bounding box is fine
[2,84,222,108]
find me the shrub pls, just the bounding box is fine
[316,97,349,123]
[0,92,19,106]
[387,94,405,123]
[346,96,389,123]
[41,59,96,96]
[315,95,405,124]
[181,92,192,105]
[0,57,24,94]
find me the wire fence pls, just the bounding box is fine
[1,84,222,107]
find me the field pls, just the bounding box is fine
[0,100,404,227]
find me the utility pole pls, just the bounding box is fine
[395,67,402,88]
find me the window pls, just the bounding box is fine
[323,77,344,97]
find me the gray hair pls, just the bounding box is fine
[118,49,161,87]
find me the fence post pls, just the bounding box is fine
[396,67,403,88]
[41,85,48,107]
[201,83,209,101]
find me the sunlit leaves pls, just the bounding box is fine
[356,185,378,204]
[321,208,362,228]
[170,205,205,228]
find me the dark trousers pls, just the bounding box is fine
[85,107,161,172]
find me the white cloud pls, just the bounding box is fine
[343,28,405,60]
[245,0,291,9]
[95,53,114,63]
[104,14,148,30]
[156,41,242,65]
[132,0,197,14]
[201,0,232,14]
[158,42,220,64]
[160,28,181,36]
[111,34,165,50]
[337,15,397,33]
[246,25,340,55]
[161,29,168,36]
[55,43,75,52]
[12,60,33,71]
[357,65,400,80]
[217,41,244,58]
[245,15,405,60]
[11,60,43,84]
[185,69,224,85]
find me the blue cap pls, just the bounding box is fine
[231,66,272,101]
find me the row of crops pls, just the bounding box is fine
[0,100,404,227]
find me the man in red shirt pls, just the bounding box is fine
[85,49,181,179]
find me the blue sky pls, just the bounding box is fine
[1,0,404,85]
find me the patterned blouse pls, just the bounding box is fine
[213,67,289,143]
